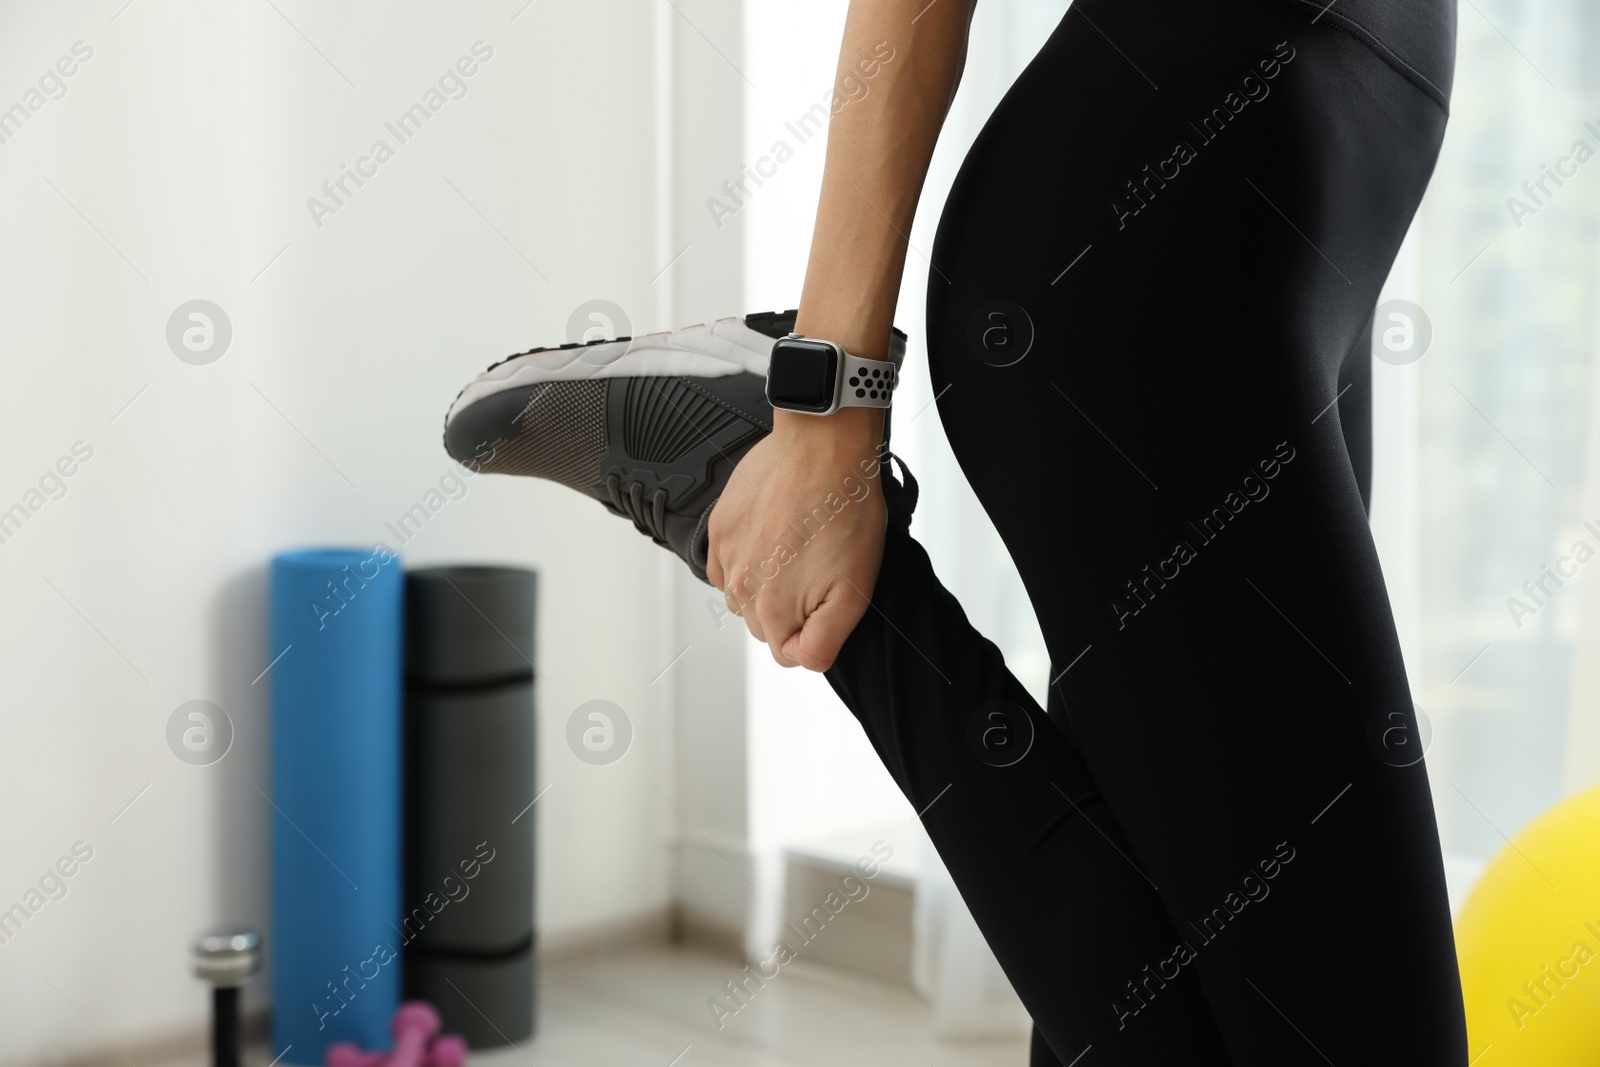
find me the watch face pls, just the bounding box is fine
[766,339,838,413]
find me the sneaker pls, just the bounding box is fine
[442,309,918,583]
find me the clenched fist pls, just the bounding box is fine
[706,407,889,671]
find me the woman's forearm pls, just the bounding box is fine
[781,0,976,445]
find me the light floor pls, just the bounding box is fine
[193,946,1029,1067]
[477,946,1029,1067]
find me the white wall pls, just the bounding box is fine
[0,0,688,1059]
[657,0,756,945]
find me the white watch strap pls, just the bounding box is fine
[838,351,899,410]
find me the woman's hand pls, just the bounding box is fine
[706,407,887,672]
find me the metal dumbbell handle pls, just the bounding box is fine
[193,931,262,1067]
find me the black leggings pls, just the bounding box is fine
[823,0,1464,1063]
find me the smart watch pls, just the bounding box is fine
[765,333,903,415]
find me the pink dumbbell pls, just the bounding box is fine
[424,1035,467,1067]
[326,1035,465,1067]
[325,1002,466,1067]
[389,1002,438,1067]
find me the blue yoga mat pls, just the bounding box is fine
[270,548,403,1063]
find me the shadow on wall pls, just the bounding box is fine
[206,564,274,1007]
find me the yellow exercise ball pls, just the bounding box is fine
[1456,782,1600,1065]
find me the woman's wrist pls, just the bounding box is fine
[771,406,885,459]
[775,300,892,457]
[791,305,894,362]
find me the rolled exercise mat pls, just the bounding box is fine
[270,548,404,1063]
[403,566,537,1047]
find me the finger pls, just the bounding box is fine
[756,595,801,668]
[766,625,799,667]
[742,604,766,645]
[706,541,726,591]
[782,583,869,673]
[724,569,759,634]
[730,574,767,644]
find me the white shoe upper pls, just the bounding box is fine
[445,313,909,428]
[445,316,778,427]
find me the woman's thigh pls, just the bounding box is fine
[926,0,1464,1061]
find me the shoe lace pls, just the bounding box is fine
[606,473,669,542]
